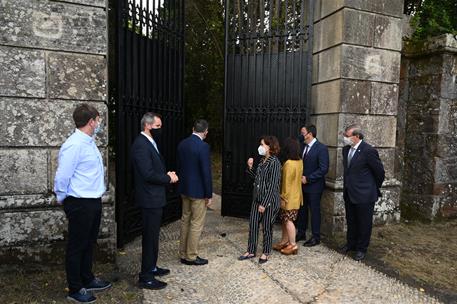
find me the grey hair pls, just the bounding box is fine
[141,112,161,129]
[345,124,364,139]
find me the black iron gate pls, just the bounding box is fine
[111,0,185,247]
[222,0,314,217]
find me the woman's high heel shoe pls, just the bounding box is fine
[281,244,298,255]
[272,242,289,251]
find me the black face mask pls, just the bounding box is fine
[150,127,163,140]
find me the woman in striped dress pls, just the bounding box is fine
[238,135,281,264]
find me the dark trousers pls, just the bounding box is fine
[296,192,322,241]
[344,198,375,253]
[63,197,102,294]
[139,207,163,282]
[247,202,279,255]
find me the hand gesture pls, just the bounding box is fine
[301,176,307,184]
[247,158,254,169]
[167,171,179,183]
[258,205,265,213]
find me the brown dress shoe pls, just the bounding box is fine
[281,244,298,255]
[272,242,289,251]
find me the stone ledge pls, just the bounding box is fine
[404,34,457,57]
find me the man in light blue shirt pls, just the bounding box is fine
[54,104,111,303]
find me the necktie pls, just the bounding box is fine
[302,144,309,159]
[152,140,159,154]
[348,147,355,166]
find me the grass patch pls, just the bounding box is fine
[325,219,457,303]
[0,263,141,304]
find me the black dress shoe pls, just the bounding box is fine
[138,278,167,290]
[354,251,366,261]
[181,256,208,266]
[303,238,320,247]
[150,267,170,277]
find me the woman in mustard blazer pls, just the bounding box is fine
[273,137,303,255]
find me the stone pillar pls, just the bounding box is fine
[311,0,404,234]
[0,0,115,262]
[400,34,457,221]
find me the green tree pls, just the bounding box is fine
[407,0,457,40]
[185,0,225,151]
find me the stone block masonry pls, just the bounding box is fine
[399,34,457,221]
[312,0,404,234]
[0,0,115,263]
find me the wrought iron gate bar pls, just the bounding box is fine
[114,0,185,247]
[222,0,314,218]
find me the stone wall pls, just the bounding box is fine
[399,34,457,221]
[311,0,404,234]
[0,0,115,263]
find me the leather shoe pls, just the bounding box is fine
[138,278,167,290]
[150,266,170,277]
[181,256,208,266]
[354,251,366,261]
[303,238,320,247]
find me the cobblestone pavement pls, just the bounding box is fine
[118,196,441,304]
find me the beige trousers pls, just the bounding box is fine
[179,195,207,261]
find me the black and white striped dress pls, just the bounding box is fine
[246,155,281,255]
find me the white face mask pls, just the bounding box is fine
[94,122,102,135]
[258,145,267,156]
[343,136,354,146]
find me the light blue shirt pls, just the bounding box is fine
[54,129,105,203]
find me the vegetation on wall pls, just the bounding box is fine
[404,0,457,41]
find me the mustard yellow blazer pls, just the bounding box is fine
[280,159,303,210]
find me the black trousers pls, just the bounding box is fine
[63,196,102,294]
[344,198,375,253]
[296,192,322,241]
[247,202,279,255]
[139,207,163,282]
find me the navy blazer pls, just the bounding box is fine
[131,134,171,209]
[342,141,385,204]
[177,134,212,199]
[301,140,329,194]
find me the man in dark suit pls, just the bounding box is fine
[296,125,329,247]
[131,112,179,290]
[177,119,212,266]
[341,124,385,261]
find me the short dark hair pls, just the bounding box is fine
[260,135,280,156]
[282,137,301,161]
[193,119,208,133]
[73,104,99,128]
[305,125,317,138]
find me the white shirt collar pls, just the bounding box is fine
[141,131,156,145]
[306,138,317,148]
[192,133,204,140]
[352,139,362,150]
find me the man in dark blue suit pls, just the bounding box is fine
[296,125,329,247]
[177,119,212,266]
[341,124,385,261]
[131,112,179,290]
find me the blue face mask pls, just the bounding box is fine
[94,122,102,135]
